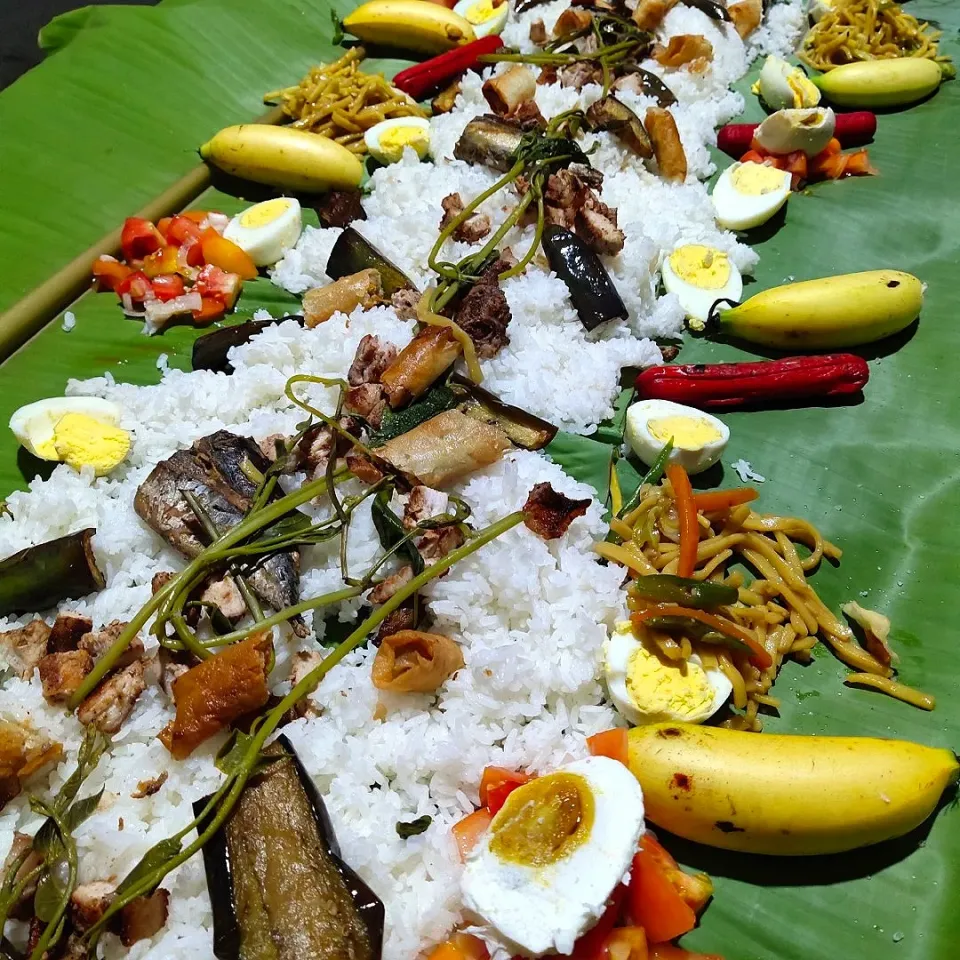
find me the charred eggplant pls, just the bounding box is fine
[541,224,628,331]
[0,528,105,617]
[193,316,306,373]
[585,95,652,158]
[614,67,678,107]
[681,0,731,20]
[453,116,525,172]
[325,228,416,297]
[196,737,384,960]
[450,376,557,451]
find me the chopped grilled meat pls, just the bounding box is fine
[440,193,492,245]
[135,431,303,633]
[119,888,171,947]
[59,935,89,960]
[158,648,190,700]
[70,880,117,932]
[48,612,94,653]
[403,486,450,529]
[78,621,144,666]
[1,721,63,811]
[391,288,421,321]
[348,334,398,386]
[529,18,547,44]
[345,383,389,429]
[316,189,367,229]
[152,572,202,627]
[3,833,42,917]
[431,78,462,114]
[660,344,680,362]
[346,449,385,486]
[568,162,604,190]
[538,65,559,85]
[374,606,417,646]
[559,61,604,90]
[200,576,247,621]
[545,169,624,255]
[368,565,415,605]
[454,259,512,359]
[258,434,298,472]
[38,650,94,704]
[417,525,466,564]
[288,650,324,719]
[77,659,147,734]
[523,482,591,539]
[507,99,545,130]
[0,619,51,679]
[577,197,625,256]
[131,770,169,799]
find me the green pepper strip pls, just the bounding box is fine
[629,573,738,610]
[617,439,674,519]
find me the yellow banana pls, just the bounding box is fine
[199,125,363,193]
[628,723,958,855]
[716,269,923,349]
[812,58,942,108]
[343,0,476,55]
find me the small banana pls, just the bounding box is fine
[199,125,363,193]
[343,0,477,55]
[714,269,923,349]
[812,58,943,108]
[628,723,958,855]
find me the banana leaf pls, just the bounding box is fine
[0,0,958,957]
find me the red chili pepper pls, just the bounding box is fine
[392,36,505,100]
[716,111,877,158]
[635,354,870,411]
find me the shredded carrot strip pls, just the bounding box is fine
[666,464,698,578]
[692,487,759,512]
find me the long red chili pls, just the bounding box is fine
[716,111,877,158]
[392,36,505,100]
[635,354,869,410]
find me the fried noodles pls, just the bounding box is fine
[596,476,932,730]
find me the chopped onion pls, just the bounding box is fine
[143,291,202,335]
[120,293,146,318]
[202,212,230,234]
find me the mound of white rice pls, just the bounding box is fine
[1,4,805,957]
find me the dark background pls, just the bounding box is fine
[1,0,157,90]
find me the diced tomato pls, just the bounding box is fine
[141,244,180,278]
[604,926,648,960]
[195,264,242,308]
[120,217,165,262]
[116,270,154,304]
[92,256,133,292]
[181,210,212,224]
[452,808,493,862]
[192,296,227,325]
[151,274,187,302]
[739,149,767,164]
[570,886,627,960]
[156,217,173,237]
[626,843,696,943]
[479,767,531,814]
[648,945,724,960]
[783,150,808,179]
[637,835,713,913]
[821,137,842,156]
[200,230,258,280]
[427,933,490,960]
[843,149,876,176]
[164,214,204,247]
[587,728,630,767]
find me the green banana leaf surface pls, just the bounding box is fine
[0,0,959,957]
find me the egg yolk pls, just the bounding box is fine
[731,162,788,196]
[464,0,502,23]
[378,125,429,157]
[786,68,820,108]
[52,413,131,476]
[238,198,292,229]
[669,245,731,290]
[648,415,722,450]
[626,641,714,721]
[489,772,594,867]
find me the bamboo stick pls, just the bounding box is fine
[0,106,286,362]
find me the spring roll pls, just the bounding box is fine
[380,325,462,409]
[645,106,688,183]
[303,268,382,328]
[482,65,537,116]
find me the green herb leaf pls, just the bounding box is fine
[216,730,281,778]
[331,10,344,45]
[64,787,105,834]
[396,815,432,839]
[33,861,68,923]
[512,133,590,168]
[115,838,183,897]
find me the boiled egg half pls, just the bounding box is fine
[461,756,644,957]
[754,107,836,158]
[753,55,821,109]
[223,197,303,267]
[10,398,130,476]
[364,116,431,165]
[711,161,792,231]
[625,399,729,475]
[661,244,743,327]
[453,0,509,37]
[604,620,733,725]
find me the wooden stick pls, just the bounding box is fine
[0,106,286,362]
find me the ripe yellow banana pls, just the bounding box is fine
[199,125,363,193]
[716,269,923,349]
[343,0,476,55]
[628,723,958,855]
[813,58,942,108]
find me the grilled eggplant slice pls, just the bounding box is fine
[325,228,416,297]
[681,0,731,20]
[541,224,628,331]
[450,375,557,451]
[192,316,305,373]
[196,737,384,960]
[453,115,525,172]
[585,95,652,158]
[615,67,678,107]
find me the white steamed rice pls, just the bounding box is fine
[1,3,805,957]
